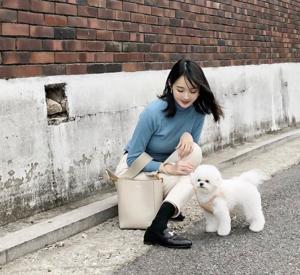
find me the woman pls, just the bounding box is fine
[116,58,224,248]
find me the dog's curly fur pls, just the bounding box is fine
[191,165,267,236]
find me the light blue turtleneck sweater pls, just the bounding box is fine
[125,99,205,172]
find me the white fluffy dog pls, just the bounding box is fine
[191,164,267,236]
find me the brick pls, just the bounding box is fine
[29,52,54,64]
[2,52,30,64]
[68,16,88,28]
[144,34,157,43]
[113,31,130,41]
[78,6,98,17]
[67,0,87,4]
[98,9,115,20]
[122,42,138,52]
[43,64,66,76]
[45,15,67,26]
[78,52,95,62]
[0,37,15,50]
[131,13,146,23]
[115,11,130,21]
[151,7,164,17]
[15,65,43,77]
[18,11,44,25]
[0,66,16,78]
[56,3,77,15]
[106,63,122,72]
[87,64,105,74]
[30,26,54,38]
[2,0,30,10]
[104,41,122,52]
[138,5,151,15]
[86,41,105,51]
[63,40,86,51]
[95,52,113,62]
[66,64,87,75]
[122,62,145,72]
[54,27,76,39]
[123,2,138,12]
[43,40,63,51]
[16,38,42,50]
[114,53,144,62]
[107,21,123,31]
[87,0,106,8]
[88,18,106,29]
[0,9,17,22]
[96,30,113,40]
[2,23,29,36]
[55,52,79,63]
[77,28,96,39]
[30,0,54,13]
[107,0,122,10]
[145,15,158,25]
[123,22,139,32]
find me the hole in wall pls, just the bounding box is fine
[45,83,69,125]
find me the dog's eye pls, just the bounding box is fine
[205,180,209,183]
[197,179,201,182]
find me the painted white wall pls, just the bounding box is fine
[0,62,299,224]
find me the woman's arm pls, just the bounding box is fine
[126,107,161,172]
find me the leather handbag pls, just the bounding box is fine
[106,152,163,229]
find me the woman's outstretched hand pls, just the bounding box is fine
[176,132,194,159]
[162,160,194,175]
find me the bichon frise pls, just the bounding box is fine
[191,164,267,236]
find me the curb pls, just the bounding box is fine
[0,195,117,265]
[0,128,300,266]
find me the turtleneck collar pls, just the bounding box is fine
[175,101,194,111]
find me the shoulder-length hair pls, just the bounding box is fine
[158,58,224,122]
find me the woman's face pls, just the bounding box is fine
[172,75,199,109]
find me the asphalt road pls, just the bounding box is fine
[115,163,300,275]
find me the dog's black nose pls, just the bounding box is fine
[200,183,204,187]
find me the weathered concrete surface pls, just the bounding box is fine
[1,63,300,224]
[1,130,300,274]
[0,128,299,266]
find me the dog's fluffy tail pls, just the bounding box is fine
[239,169,269,186]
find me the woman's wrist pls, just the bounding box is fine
[159,162,175,175]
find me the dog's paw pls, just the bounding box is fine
[217,227,231,236]
[249,221,264,232]
[205,226,217,233]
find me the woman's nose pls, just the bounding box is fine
[183,91,189,99]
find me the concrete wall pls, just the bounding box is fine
[1,62,300,225]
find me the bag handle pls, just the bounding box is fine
[106,152,153,181]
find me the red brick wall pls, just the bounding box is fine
[0,0,299,79]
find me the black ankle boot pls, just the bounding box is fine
[144,227,192,249]
[170,212,185,222]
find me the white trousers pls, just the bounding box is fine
[115,143,202,217]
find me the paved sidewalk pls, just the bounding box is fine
[1,128,300,274]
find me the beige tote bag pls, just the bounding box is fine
[106,153,163,229]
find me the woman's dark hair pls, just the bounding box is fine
[158,58,224,122]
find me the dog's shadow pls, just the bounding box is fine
[188,218,262,242]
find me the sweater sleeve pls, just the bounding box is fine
[191,114,205,143]
[126,107,161,172]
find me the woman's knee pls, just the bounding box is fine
[182,142,202,167]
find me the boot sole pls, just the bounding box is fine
[144,240,192,249]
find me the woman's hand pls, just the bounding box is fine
[176,132,194,159]
[162,160,194,175]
